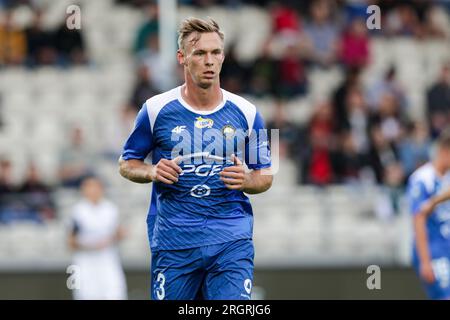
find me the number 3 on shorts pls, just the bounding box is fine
[155,272,166,300]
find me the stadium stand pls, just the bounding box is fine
[0,0,449,272]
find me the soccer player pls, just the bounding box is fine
[408,129,450,299]
[68,176,128,300]
[118,18,273,300]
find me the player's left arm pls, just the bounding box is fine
[242,167,273,194]
[220,154,272,194]
[220,110,273,193]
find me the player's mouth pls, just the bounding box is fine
[203,71,215,79]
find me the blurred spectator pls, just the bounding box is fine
[366,124,400,185]
[270,1,301,35]
[303,0,339,68]
[398,121,431,178]
[342,86,370,153]
[0,159,18,223]
[58,127,95,188]
[300,100,337,185]
[427,62,450,138]
[221,45,247,94]
[370,93,405,144]
[385,4,422,37]
[133,2,159,54]
[68,176,127,300]
[0,160,52,224]
[54,13,87,66]
[423,4,450,39]
[382,1,450,40]
[375,161,405,220]
[366,66,408,112]
[338,17,370,68]
[332,66,362,132]
[266,100,300,160]
[0,10,26,66]
[333,131,367,184]
[138,33,171,92]
[276,43,307,98]
[266,1,304,73]
[25,9,58,67]
[17,162,56,221]
[129,64,160,112]
[247,47,277,97]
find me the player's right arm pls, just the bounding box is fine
[119,157,181,184]
[414,187,450,283]
[410,180,435,283]
[119,158,153,183]
[118,103,181,185]
[414,209,435,283]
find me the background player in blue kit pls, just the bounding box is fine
[118,17,273,300]
[408,129,450,300]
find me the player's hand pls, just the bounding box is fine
[220,154,247,190]
[150,157,182,184]
[420,262,435,283]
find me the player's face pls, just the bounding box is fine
[81,178,104,203]
[179,32,224,89]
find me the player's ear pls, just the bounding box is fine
[177,49,185,66]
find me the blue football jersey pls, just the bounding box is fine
[408,162,450,258]
[121,86,271,251]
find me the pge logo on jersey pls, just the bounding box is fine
[181,164,223,177]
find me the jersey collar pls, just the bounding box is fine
[176,85,227,115]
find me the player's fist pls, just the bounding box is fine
[420,262,435,284]
[151,157,182,184]
[220,154,247,190]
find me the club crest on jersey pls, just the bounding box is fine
[222,124,236,139]
[194,116,214,129]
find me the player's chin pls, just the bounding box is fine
[197,81,213,89]
[198,76,217,88]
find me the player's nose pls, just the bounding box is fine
[204,53,214,65]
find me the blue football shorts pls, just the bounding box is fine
[150,238,254,300]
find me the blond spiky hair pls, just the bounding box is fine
[177,17,224,52]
